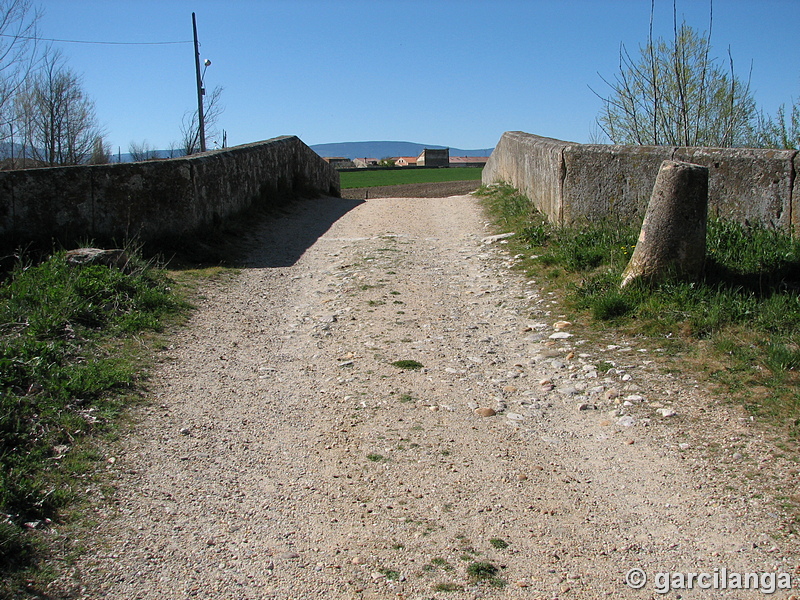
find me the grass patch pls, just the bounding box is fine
[489,538,509,549]
[340,167,483,189]
[366,453,387,462]
[378,567,401,580]
[0,249,190,596]
[466,561,505,587]
[391,359,424,370]
[433,582,464,592]
[475,183,800,438]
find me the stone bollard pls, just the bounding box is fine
[620,160,708,288]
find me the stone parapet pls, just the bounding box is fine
[482,131,797,231]
[0,135,340,250]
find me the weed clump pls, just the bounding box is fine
[391,359,424,370]
[0,249,186,592]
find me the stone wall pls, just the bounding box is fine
[0,135,340,250]
[482,131,798,231]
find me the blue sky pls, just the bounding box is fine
[37,0,800,153]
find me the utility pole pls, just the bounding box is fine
[192,12,206,153]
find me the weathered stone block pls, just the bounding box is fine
[674,146,794,230]
[621,160,708,288]
[562,144,673,226]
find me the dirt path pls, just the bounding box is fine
[56,195,798,599]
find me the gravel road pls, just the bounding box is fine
[54,193,799,599]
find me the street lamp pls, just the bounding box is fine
[192,13,210,153]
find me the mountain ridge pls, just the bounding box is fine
[309,141,494,160]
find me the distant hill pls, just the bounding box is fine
[310,141,494,160]
[0,142,183,164]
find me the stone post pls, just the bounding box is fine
[620,160,708,288]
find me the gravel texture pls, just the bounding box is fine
[51,193,800,599]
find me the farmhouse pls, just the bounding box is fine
[322,157,356,169]
[416,148,449,167]
[394,156,418,167]
[353,157,379,168]
[449,156,489,168]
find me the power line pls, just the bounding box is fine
[0,33,192,46]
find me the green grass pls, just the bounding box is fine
[433,582,464,592]
[378,567,401,580]
[475,183,800,437]
[0,249,189,597]
[339,167,483,189]
[466,561,506,587]
[391,359,424,370]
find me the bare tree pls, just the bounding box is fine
[0,0,41,148]
[592,1,757,147]
[88,135,110,164]
[165,140,182,158]
[180,85,223,155]
[128,139,159,162]
[14,50,104,165]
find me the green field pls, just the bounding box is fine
[339,167,483,189]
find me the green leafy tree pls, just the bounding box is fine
[594,4,757,147]
[752,100,800,150]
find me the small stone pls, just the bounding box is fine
[517,473,528,481]
[481,232,515,244]
[280,552,300,560]
[565,351,575,360]
[732,452,743,461]
[179,427,191,435]
[506,412,524,420]
[625,394,644,403]
[578,403,597,411]
[553,320,572,330]
[679,443,690,450]
[549,332,573,340]
[656,408,677,417]
[604,388,620,400]
[475,407,497,417]
[503,385,517,393]
[351,556,366,565]
[616,416,636,427]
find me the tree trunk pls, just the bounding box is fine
[621,160,708,288]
